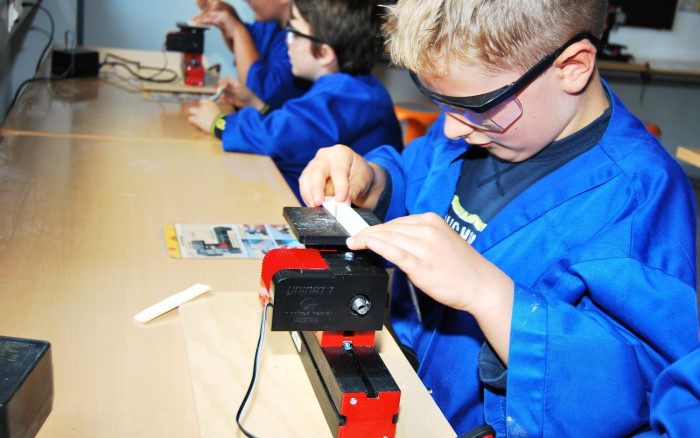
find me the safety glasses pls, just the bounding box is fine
[410,32,600,131]
[285,26,325,46]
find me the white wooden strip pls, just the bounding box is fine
[134,283,211,323]
[322,196,370,236]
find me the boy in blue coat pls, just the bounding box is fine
[188,0,403,202]
[192,0,308,108]
[298,0,699,436]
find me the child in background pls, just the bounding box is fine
[298,0,699,435]
[192,0,309,109]
[188,0,403,202]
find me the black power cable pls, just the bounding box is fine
[101,47,178,83]
[25,2,54,74]
[236,302,273,438]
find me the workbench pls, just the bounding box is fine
[0,47,217,142]
[0,47,456,437]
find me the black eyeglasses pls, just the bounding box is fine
[285,25,325,46]
[410,32,600,131]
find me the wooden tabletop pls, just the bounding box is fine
[180,293,456,437]
[0,134,456,437]
[0,134,298,437]
[676,146,700,169]
[0,47,218,142]
[598,59,700,79]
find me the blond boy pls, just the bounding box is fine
[298,0,699,435]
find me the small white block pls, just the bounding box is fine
[134,283,211,323]
[322,197,370,237]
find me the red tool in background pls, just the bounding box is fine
[165,23,208,86]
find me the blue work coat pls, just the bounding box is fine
[245,21,310,109]
[221,73,403,201]
[366,82,699,436]
[634,342,700,437]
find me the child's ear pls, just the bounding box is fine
[317,44,338,69]
[555,40,598,94]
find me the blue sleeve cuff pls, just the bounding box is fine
[478,341,508,393]
[372,166,392,221]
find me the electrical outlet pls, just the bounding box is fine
[7,0,21,33]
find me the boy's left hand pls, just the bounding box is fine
[346,212,514,347]
[187,99,224,134]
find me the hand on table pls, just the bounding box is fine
[187,99,226,134]
[218,77,264,110]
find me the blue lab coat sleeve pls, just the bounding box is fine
[245,21,310,109]
[366,82,699,437]
[220,73,403,200]
[633,343,700,437]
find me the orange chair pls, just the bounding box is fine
[394,101,441,145]
[645,121,661,138]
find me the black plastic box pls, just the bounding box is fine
[165,23,206,54]
[51,48,100,78]
[0,337,53,438]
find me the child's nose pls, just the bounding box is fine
[443,112,476,140]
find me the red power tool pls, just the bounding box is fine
[165,22,208,86]
[259,206,400,438]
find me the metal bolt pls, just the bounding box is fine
[349,295,370,315]
[350,397,358,405]
[343,251,354,261]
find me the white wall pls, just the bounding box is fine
[609,8,700,62]
[0,0,77,123]
[83,0,254,78]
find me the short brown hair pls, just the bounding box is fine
[383,0,608,76]
[294,0,385,75]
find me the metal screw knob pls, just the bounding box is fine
[349,295,370,315]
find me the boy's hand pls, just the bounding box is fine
[193,0,240,22]
[191,1,241,51]
[298,145,385,209]
[187,99,225,134]
[346,212,514,362]
[218,78,264,110]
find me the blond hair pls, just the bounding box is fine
[383,0,608,76]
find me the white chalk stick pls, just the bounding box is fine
[134,283,211,323]
[322,197,370,237]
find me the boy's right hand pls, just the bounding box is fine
[298,145,385,209]
[191,1,241,51]
[218,78,264,110]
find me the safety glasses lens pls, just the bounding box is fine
[435,97,522,132]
